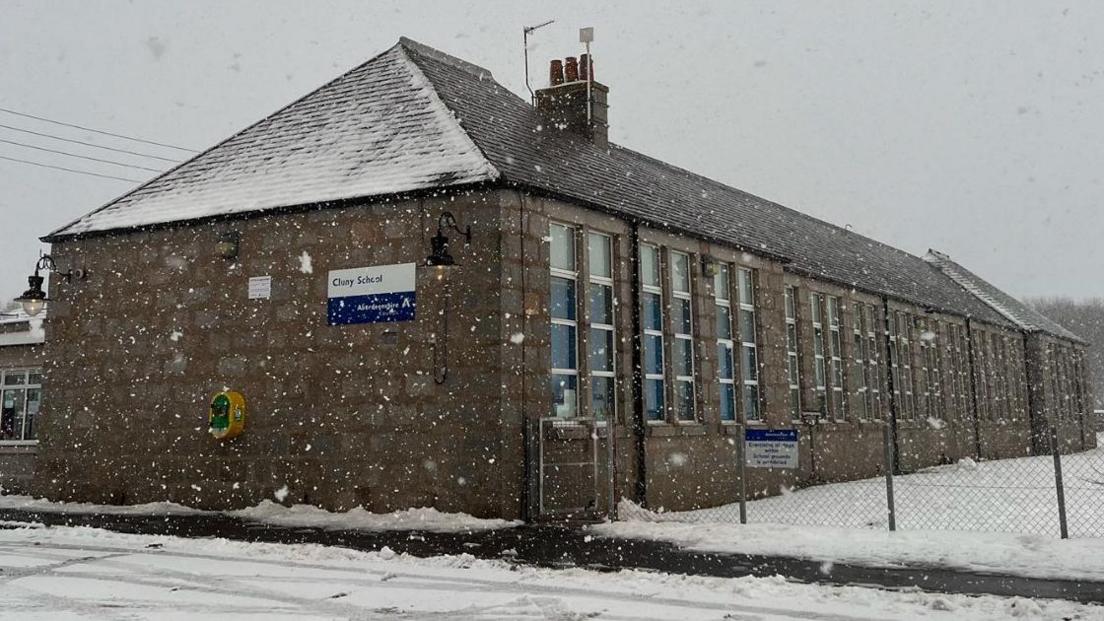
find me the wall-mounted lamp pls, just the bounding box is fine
[701,257,718,279]
[14,253,85,317]
[426,211,472,384]
[216,231,241,260]
[425,211,471,272]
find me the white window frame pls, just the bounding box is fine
[549,222,579,419]
[641,243,665,423]
[737,268,761,422]
[864,304,882,419]
[715,264,737,423]
[784,285,801,421]
[0,368,42,445]
[826,296,846,421]
[587,232,616,424]
[810,293,828,416]
[852,304,870,421]
[670,250,696,422]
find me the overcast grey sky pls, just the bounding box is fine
[2,1,1102,302]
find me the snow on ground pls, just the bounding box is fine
[593,438,1104,581]
[0,523,1098,620]
[0,495,517,533]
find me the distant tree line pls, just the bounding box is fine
[1026,297,1104,409]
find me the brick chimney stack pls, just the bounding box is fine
[534,56,608,149]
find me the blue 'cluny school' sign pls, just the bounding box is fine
[327,263,416,325]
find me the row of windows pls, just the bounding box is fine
[547,222,1067,427]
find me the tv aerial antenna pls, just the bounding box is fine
[524,19,555,104]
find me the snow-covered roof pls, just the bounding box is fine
[46,38,1025,329]
[47,41,498,237]
[0,309,45,347]
[923,250,1085,344]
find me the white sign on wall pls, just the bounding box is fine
[248,276,272,300]
[327,263,416,325]
[745,428,800,469]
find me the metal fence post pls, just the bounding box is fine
[883,421,897,532]
[1050,423,1070,539]
[737,423,748,524]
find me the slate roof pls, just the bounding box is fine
[48,37,1068,335]
[924,250,1085,343]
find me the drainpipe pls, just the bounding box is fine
[966,318,983,460]
[629,222,647,506]
[880,297,901,475]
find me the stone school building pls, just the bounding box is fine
[18,38,1094,521]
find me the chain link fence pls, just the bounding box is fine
[660,422,1104,538]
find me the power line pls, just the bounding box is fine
[0,155,142,183]
[0,106,198,153]
[0,122,182,163]
[0,138,165,173]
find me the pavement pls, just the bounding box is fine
[2,506,1103,605]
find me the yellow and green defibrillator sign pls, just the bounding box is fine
[209,391,246,440]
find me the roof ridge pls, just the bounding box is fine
[399,37,493,79]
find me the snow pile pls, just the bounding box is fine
[0,494,518,533]
[601,499,1104,582]
[229,500,520,532]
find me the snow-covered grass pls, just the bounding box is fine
[593,435,1104,581]
[0,523,1096,620]
[0,495,518,533]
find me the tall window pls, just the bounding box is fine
[851,304,870,421]
[0,369,42,442]
[588,233,615,421]
[888,312,902,418]
[550,223,578,418]
[640,244,665,422]
[715,265,736,422]
[864,304,882,419]
[918,319,932,419]
[737,268,761,421]
[826,296,846,420]
[947,324,962,420]
[784,286,801,420]
[671,251,695,421]
[975,333,991,422]
[898,313,915,420]
[810,293,828,416]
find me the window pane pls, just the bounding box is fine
[591,376,614,420]
[1,389,24,441]
[675,381,695,420]
[672,298,692,334]
[551,323,577,370]
[716,305,732,340]
[589,327,614,372]
[784,287,796,318]
[714,265,730,301]
[24,388,40,441]
[642,292,662,331]
[550,276,576,320]
[741,346,758,382]
[3,372,26,386]
[641,245,659,287]
[738,269,753,303]
[644,334,664,375]
[645,379,664,420]
[720,383,736,421]
[739,309,756,342]
[27,372,42,386]
[671,252,690,293]
[717,342,734,379]
[744,385,761,421]
[551,374,578,417]
[550,224,575,271]
[790,387,801,418]
[788,354,799,381]
[786,323,798,349]
[588,233,611,278]
[589,283,613,325]
[814,327,825,356]
[674,338,693,377]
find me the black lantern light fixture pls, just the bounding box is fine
[14,254,83,317]
[426,211,471,274]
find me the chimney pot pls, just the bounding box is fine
[549,59,564,86]
[579,54,592,81]
[564,56,579,82]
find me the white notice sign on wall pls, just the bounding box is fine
[248,276,272,300]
